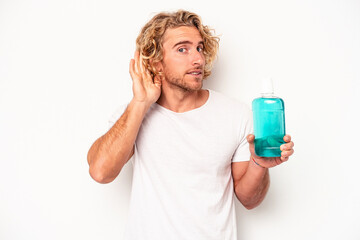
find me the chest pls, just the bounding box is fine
[136,110,239,173]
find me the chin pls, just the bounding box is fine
[187,81,203,91]
[166,75,203,91]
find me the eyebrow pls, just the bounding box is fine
[172,40,204,49]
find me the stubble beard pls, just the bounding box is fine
[163,71,204,92]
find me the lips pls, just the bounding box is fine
[187,69,203,75]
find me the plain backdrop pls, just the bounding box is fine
[1,0,359,239]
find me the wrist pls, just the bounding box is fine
[130,98,152,110]
[251,156,267,169]
[129,98,152,116]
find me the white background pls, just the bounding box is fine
[1,0,359,239]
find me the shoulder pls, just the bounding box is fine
[208,89,251,114]
[207,89,253,140]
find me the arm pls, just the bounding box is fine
[232,160,270,210]
[87,51,161,184]
[87,100,150,184]
[232,134,294,209]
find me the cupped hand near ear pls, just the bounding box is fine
[129,51,162,105]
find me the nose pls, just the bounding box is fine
[192,50,204,66]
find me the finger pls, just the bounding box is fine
[247,134,255,143]
[139,55,151,82]
[154,75,162,87]
[280,156,289,162]
[134,51,140,74]
[139,53,144,73]
[129,59,137,80]
[281,149,294,158]
[280,141,294,151]
[247,135,256,157]
[283,135,291,142]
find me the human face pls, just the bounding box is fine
[159,26,205,92]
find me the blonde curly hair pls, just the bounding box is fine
[136,10,220,80]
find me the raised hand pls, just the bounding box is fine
[247,134,294,168]
[129,51,162,106]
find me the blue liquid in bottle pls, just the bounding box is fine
[252,78,286,157]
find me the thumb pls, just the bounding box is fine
[247,134,255,143]
[247,134,256,156]
[154,75,162,87]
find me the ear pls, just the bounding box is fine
[151,60,163,73]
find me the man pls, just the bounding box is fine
[87,10,294,239]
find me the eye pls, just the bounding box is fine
[197,46,203,52]
[178,48,186,53]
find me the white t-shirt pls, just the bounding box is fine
[109,89,253,240]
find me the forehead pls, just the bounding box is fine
[162,26,203,46]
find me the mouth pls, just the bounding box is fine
[186,70,203,76]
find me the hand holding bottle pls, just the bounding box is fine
[247,134,294,168]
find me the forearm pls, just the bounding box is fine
[234,160,270,209]
[87,99,150,183]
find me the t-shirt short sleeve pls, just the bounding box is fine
[231,104,253,163]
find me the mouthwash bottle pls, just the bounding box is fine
[252,78,286,157]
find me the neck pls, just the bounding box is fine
[156,87,208,113]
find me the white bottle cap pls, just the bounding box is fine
[261,77,274,95]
